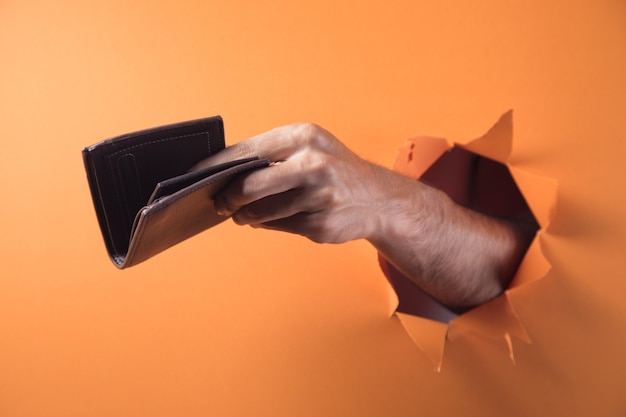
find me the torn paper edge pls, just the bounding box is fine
[386,110,558,370]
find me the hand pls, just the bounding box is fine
[193,123,391,244]
[193,123,532,310]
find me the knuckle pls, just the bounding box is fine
[293,123,330,149]
[293,122,320,139]
[310,186,339,209]
[301,152,335,185]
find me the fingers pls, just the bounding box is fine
[192,124,318,172]
[191,136,260,171]
[213,130,341,216]
[197,122,373,244]
[230,188,311,225]
[213,160,300,216]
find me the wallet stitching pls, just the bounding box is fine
[106,132,211,159]
[118,152,144,219]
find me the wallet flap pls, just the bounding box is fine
[122,158,270,268]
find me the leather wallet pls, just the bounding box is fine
[82,116,270,268]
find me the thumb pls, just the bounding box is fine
[191,125,301,171]
[190,137,261,172]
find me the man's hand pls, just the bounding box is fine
[193,123,390,244]
[193,123,532,311]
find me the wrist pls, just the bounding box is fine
[363,166,439,247]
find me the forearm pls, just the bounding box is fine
[364,165,532,311]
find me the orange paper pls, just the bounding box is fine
[2,1,625,415]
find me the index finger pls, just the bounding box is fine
[190,125,303,172]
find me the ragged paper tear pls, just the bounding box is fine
[381,110,558,370]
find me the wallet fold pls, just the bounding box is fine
[82,116,269,268]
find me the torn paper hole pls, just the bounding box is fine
[380,110,558,371]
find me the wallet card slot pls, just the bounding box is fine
[116,153,145,235]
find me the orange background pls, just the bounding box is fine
[1,1,625,416]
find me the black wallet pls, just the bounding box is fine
[82,116,270,268]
